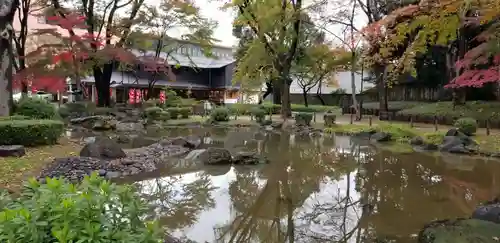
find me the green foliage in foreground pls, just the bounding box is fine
[453,117,478,135]
[0,174,162,242]
[0,119,64,146]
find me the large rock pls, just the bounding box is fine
[70,115,117,130]
[232,151,268,165]
[439,135,477,154]
[0,145,25,157]
[199,147,232,165]
[472,200,500,224]
[418,219,500,243]
[170,136,202,149]
[323,112,336,127]
[115,122,144,132]
[80,137,126,159]
[371,132,391,142]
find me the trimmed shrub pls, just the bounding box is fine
[15,97,58,119]
[261,103,281,114]
[179,107,191,119]
[251,107,266,123]
[454,117,478,135]
[165,107,180,119]
[0,119,64,146]
[144,106,163,120]
[295,112,313,126]
[210,107,230,122]
[0,174,162,242]
[65,101,96,114]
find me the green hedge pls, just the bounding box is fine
[0,115,30,121]
[0,119,64,146]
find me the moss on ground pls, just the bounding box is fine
[0,138,82,192]
[419,219,500,243]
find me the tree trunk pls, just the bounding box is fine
[376,65,388,112]
[302,89,308,107]
[0,0,18,116]
[350,52,359,120]
[272,79,282,105]
[93,63,113,107]
[316,80,326,105]
[281,77,292,118]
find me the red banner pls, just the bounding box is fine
[159,90,165,103]
[128,89,136,104]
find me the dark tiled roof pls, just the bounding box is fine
[131,49,235,69]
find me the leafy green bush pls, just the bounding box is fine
[210,107,230,122]
[261,103,281,114]
[158,111,170,121]
[179,107,191,118]
[295,112,313,126]
[0,115,30,121]
[454,117,478,135]
[363,101,424,111]
[251,107,266,123]
[165,107,180,119]
[144,106,163,120]
[376,123,418,142]
[15,97,58,119]
[0,174,162,242]
[0,119,64,146]
[228,103,254,116]
[178,98,199,107]
[163,89,182,107]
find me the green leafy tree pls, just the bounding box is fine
[225,0,306,118]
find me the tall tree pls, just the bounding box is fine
[0,0,19,116]
[226,0,305,118]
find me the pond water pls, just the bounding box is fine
[73,127,500,242]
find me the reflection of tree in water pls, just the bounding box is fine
[356,150,500,242]
[135,174,216,230]
[215,133,360,242]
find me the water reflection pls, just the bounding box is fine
[124,128,500,242]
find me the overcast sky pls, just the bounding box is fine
[164,0,368,48]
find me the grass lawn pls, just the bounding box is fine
[324,122,500,154]
[0,138,82,192]
[397,101,500,121]
[362,101,425,111]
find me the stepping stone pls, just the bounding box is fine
[0,145,26,157]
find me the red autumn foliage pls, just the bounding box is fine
[14,14,175,94]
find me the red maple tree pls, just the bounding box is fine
[14,14,174,98]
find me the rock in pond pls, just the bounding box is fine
[169,136,202,149]
[439,131,478,154]
[410,136,424,146]
[0,145,25,157]
[472,200,500,224]
[38,156,115,182]
[233,151,268,165]
[115,122,144,132]
[80,137,126,159]
[199,147,232,165]
[371,132,391,142]
[418,219,500,243]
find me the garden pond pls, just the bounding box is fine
[68,126,500,242]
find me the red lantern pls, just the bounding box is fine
[128,88,136,104]
[159,90,165,103]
